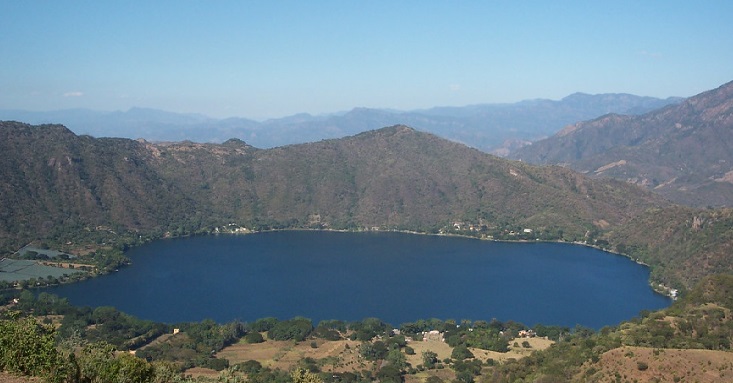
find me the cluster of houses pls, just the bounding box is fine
[446,221,534,236]
[450,221,484,232]
[214,223,251,234]
[422,330,445,342]
[516,329,536,338]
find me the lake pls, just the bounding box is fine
[46,231,670,328]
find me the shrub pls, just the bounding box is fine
[267,317,313,341]
[0,314,65,381]
[451,345,474,360]
[244,332,265,344]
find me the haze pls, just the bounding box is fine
[2,1,731,120]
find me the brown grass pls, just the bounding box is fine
[214,334,553,377]
[581,346,733,383]
[0,372,38,383]
[405,338,455,367]
[216,336,368,373]
[184,367,219,379]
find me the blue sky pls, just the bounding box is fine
[2,1,731,120]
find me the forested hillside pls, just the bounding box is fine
[0,122,663,250]
[4,120,733,290]
[0,123,198,249]
[4,120,733,383]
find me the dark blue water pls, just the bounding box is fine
[46,231,670,328]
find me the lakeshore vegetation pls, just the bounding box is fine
[3,119,733,382]
[3,121,733,292]
[2,274,733,382]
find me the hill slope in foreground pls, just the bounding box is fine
[204,272,733,383]
[2,121,733,289]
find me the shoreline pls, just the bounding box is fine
[8,226,678,301]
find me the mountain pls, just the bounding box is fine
[0,120,662,246]
[511,80,733,207]
[5,120,733,290]
[0,123,198,243]
[0,122,658,237]
[0,93,680,155]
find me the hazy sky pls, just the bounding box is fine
[2,1,731,120]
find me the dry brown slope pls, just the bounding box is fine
[580,346,733,383]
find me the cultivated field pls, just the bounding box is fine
[0,258,83,282]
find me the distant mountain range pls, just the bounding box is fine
[512,80,733,207]
[0,92,681,155]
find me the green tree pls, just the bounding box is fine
[291,367,324,383]
[115,353,155,383]
[0,313,65,382]
[251,317,278,332]
[360,341,388,360]
[451,345,474,360]
[386,349,408,371]
[267,317,313,341]
[422,350,438,369]
[376,365,403,383]
[244,332,265,344]
[75,342,119,383]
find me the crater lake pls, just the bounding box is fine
[46,231,671,328]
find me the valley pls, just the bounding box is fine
[2,80,733,383]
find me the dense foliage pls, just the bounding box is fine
[4,119,733,382]
[3,275,733,382]
[4,120,733,291]
[0,313,63,381]
[3,121,689,284]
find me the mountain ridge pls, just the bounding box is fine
[511,80,733,207]
[0,120,661,244]
[0,92,681,155]
[3,120,733,290]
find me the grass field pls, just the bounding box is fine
[216,336,366,373]
[208,333,555,380]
